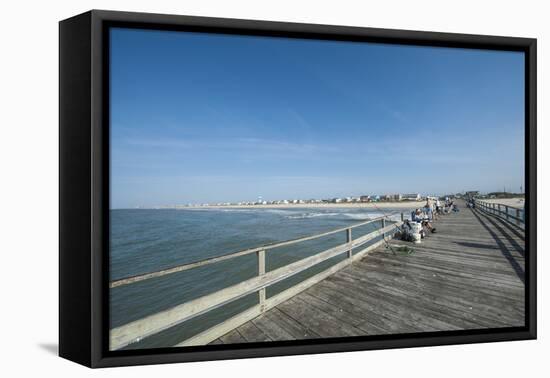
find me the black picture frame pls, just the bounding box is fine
[59,9,537,368]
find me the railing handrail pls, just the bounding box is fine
[474,199,525,227]
[110,212,399,289]
[475,199,525,211]
[110,213,403,350]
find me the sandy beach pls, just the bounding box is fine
[483,197,524,208]
[181,201,427,210]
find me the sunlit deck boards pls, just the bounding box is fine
[213,203,525,344]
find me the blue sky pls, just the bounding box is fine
[110,28,525,209]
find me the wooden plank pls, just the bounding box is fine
[346,228,352,259]
[298,292,367,326]
[357,258,525,304]
[361,252,524,290]
[111,240,350,349]
[109,246,259,288]
[364,254,524,289]
[305,282,392,331]
[337,269,517,328]
[366,253,525,289]
[257,249,266,311]
[176,305,262,347]
[174,239,390,346]
[172,235,393,347]
[236,321,272,342]
[177,257,349,346]
[254,308,318,340]
[322,275,464,331]
[276,297,364,338]
[309,280,422,333]
[219,329,246,344]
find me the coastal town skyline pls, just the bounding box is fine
[110,28,525,209]
[124,189,525,209]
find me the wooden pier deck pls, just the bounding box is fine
[212,203,525,344]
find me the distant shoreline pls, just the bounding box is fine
[164,201,427,210]
[115,197,526,211]
[483,198,524,208]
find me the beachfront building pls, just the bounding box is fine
[402,193,421,201]
[382,194,402,202]
[360,195,371,202]
[465,191,480,199]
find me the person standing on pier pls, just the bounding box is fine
[424,197,436,221]
[425,198,434,221]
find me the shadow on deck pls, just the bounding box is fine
[213,203,525,344]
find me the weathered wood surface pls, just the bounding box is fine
[212,202,525,344]
[111,221,400,349]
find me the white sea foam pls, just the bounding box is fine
[262,209,296,216]
[340,212,374,220]
[285,211,388,220]
[177,207,405,222]
[286,212,340,219]
[176,207,259,213]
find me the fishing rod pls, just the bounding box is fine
[371,195,436,254]
[368,200,411,255]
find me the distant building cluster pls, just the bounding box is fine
[181,193,428,207]
[147,190,524,209]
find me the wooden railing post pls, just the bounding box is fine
[346,228,352,259]
[401,212,404,222]
[516,209,521,226]
[109,212,410,349]
[382,218,386,240]
[257,249,266,312]
[497,204,501,215]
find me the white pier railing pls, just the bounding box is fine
[109,214,403,350]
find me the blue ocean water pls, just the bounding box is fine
[110,207,409,349]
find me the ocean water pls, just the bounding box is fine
[110,206,410,349]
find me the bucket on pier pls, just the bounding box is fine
[410,222,422,244]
